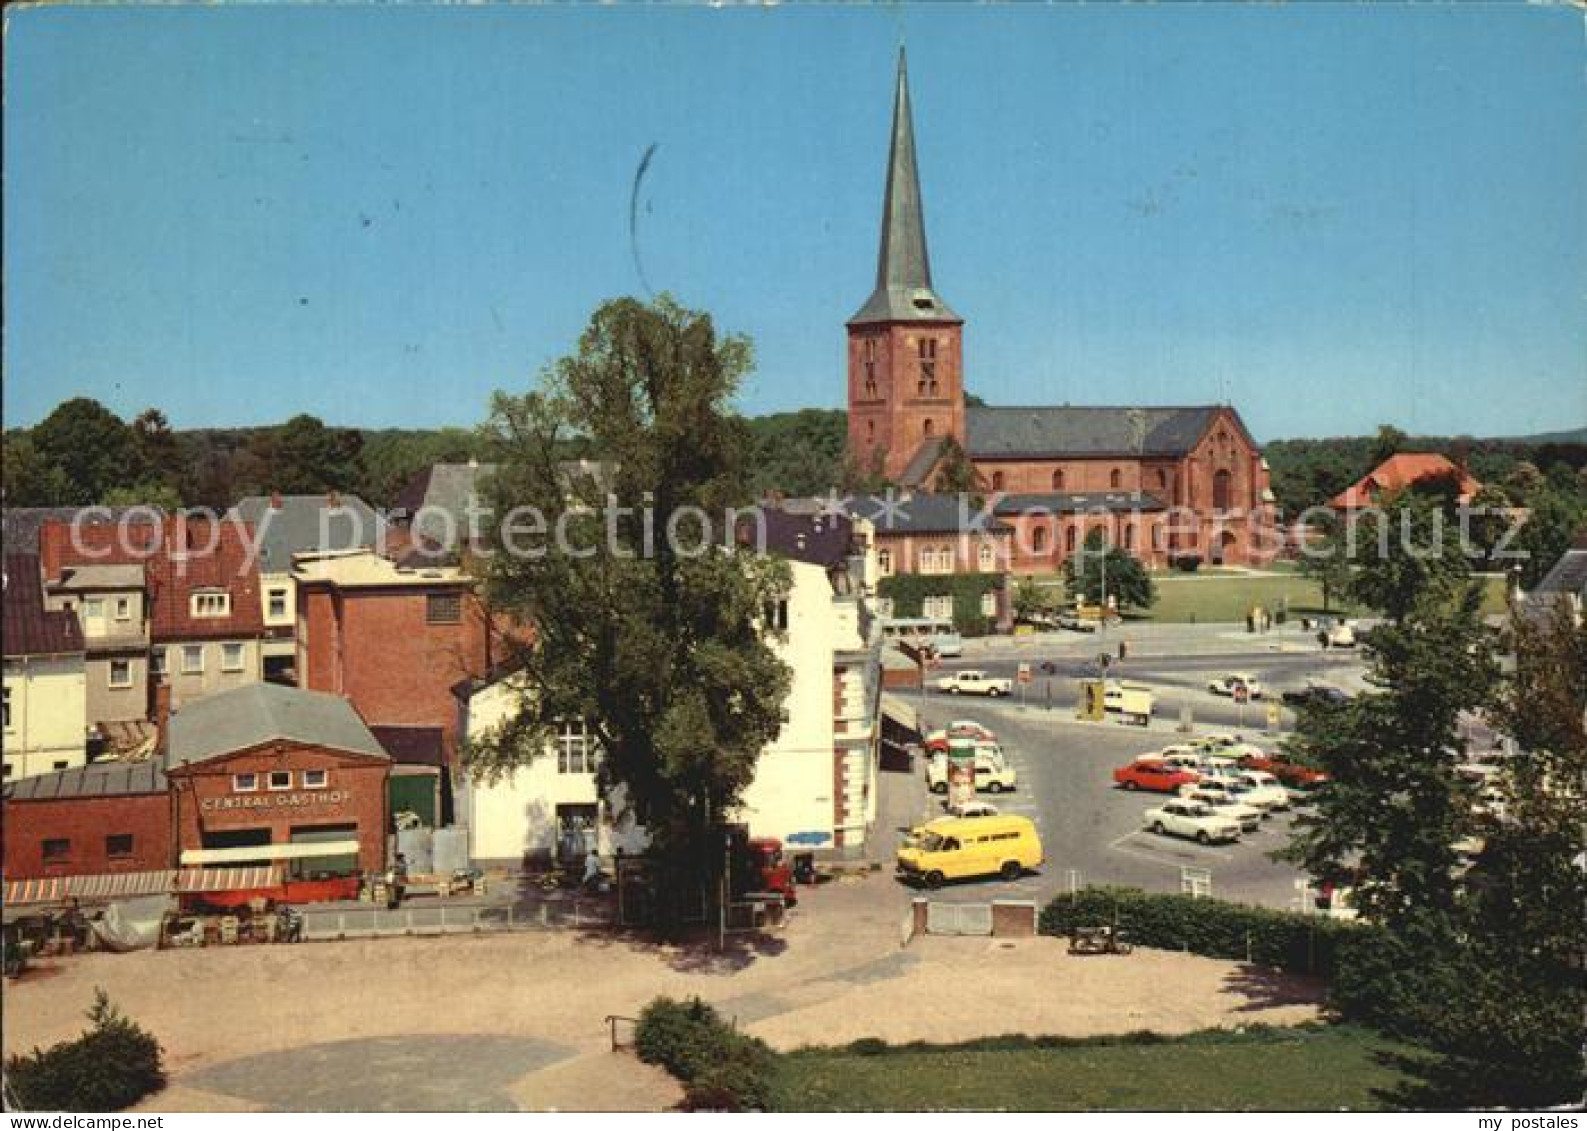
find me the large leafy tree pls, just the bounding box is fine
[470,296,793,904]
[1510,487,1585,588]
[1344,492,1472,623]
[1,431,72,506]
[1294,516,1353,612]
[30,397,145,505]
[928,436,983,503]
[1062,528,1155,611]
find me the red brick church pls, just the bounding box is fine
[846,51,1275,570]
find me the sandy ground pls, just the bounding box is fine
[2,874,1322,1111]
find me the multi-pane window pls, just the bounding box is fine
[182,645,204,674]
[267,588,288,619]
[109,659,133,688]
[426,593,462,625]
[191,591,230,618]
[233,773,258,792]
[919,545,954,574]
[556,721,595,775]
[977,541,995,571]
[106,834,134,859]
[980,591,997,617]
[862,338,878,397]
[922,595,955,620]
[221,642,245,672]
[303,769,328,789]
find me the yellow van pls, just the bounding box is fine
[895,815,1043,888]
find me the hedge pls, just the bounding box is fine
[5,990,164,1112]
[634,996,776,1112]
[1039,886,1379,983]
[877,572,1004,637]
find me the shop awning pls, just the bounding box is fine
[179,840,361,866]
[4,866,288,907]
[880,693,922,739]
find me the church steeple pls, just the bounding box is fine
[848,47,960,326]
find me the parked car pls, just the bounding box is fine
[1236,750,1328,789]
[1192,735,1266,762]
[934,670,1013,697]
[1182,788,1263,834]
[927,748,1017,794]
[946,799,1000,819]
[1281,683,1352,709]
[1207,673,1264,699]
[1143,799,1243,845]
[931,631,965,658]
[923,719,997,753]
[1056,612,1099,634]
[1231,770,1293,811]
[896,815,1043,887]
[1323,621,1357,648]
[1113,759,1199,793]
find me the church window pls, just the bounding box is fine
[1124,523,1136,551]
[991,471,1005,491]
[1033,525,1048,553]
[1110,468,1122,490]
[1051,469,1064,490]
[917,338,938,395]
[1213,469,1232,511]
[863,338,878,396]
[866,420,875,442]
[1066,526,1078,554]
[923,418,935,438]
[1157,469,1168,490]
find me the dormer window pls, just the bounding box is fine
[191,591,231,618]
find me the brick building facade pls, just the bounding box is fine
[2,761,171,878]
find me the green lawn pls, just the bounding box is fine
[770,1025,1418,1112]
[1126,572,1509,625]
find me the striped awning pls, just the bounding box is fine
[4,866,284,907]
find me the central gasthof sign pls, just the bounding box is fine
[200,791,352,812]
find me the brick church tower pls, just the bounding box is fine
[847,49,966,482]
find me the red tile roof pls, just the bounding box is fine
[2,554,84,657]
[1330,453,1483,510]
[38,517,265,641]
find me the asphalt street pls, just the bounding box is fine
[886,637,1371,912]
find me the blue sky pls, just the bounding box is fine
[6,4,1585,442]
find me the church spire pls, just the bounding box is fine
[848,47,961,326]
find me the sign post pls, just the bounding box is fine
[1016,662,1032,710]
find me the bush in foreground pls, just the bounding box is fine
[634,996,775,1111]
[5,989,164,1112]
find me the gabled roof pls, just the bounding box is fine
[747,510,856,569]
[898,437,949,489]
[848,49,960,327]
[167,682,389,766]
[842,493,1010,536]
[5,759,167,801]
[966,406,1225,459]
[991,491,1167,516]
[231,494,384,573]
[1531,530,1587,600]
[369,725,447,767]
[2,554,83,657]
[1,507,155,556]
[1329,452,1483,510]
[38,517,264,641]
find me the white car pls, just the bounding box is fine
[927,749,1017,794]
[1184,774,1286,814]
[946,799,1000,819]
[1143,799,1243,845]
[934,670,1013,697]
[1182,788,1263,834]
[1194,735,1267,762]
[1231,771,1292,811]
[1195,755,1243,780]
[1208,673,1264,699]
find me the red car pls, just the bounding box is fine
[1113,760,1199,793]
[924,721,997,754]
[1237,752,1327,789]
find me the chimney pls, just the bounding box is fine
[153,681,172,755]
[270,491,283,510]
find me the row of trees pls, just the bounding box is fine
[1280,493,1584,1106]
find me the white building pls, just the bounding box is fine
[3,555,89,780]
[459,510,886,865]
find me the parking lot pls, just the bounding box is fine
[889,642,1371,910]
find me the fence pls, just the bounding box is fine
[297,897,615,941]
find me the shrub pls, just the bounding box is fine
[634,996,775,1112]
[1039,886,1376,985]
[1169,554,1203,573]
[5,989,164,1112]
